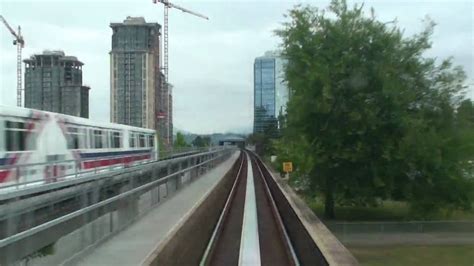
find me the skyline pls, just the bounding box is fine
[1,0,473,134]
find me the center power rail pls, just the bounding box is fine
[201,151,299,266]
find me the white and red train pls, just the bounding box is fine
[0,105,157,186]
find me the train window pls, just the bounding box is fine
[67,127,86,149]
[67,127,78,149]
[139,134,146,148]
[148,135,154,147]
[110,131,122,148]
[129,133,136,148]
[5,121,36,151]
[6,121,26,129]
[93,130,103,149]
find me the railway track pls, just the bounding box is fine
[201,150,299,266]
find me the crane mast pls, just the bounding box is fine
[152,0,208,147]
[0,15,25,107]
[152,0,208,83]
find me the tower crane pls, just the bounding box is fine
[152,0,208,83]
[152,0,208,147]
[0,15,25,107]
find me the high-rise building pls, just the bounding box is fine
[156,72,173,147]
[110,16,163,131]
[168,85,173,144]
[253,51,288,134]
[23,50,90,118]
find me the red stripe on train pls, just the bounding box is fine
[82,154,151,169]
[0,170,10,183]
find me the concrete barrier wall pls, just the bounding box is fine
[0,149,233,265]
[144,154,242,265]
[253,156,329,266]
[256,155,358,266]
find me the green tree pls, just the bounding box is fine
[457,99,474,126]
[277,0,473,218]
[192,135,211,147]
[248,118,279,155]
[174,131,189,149]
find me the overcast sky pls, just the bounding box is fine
[0,0,472,134]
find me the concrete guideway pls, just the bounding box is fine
[149,150,358,266]
[198,151,296,266]
[68,151,241,266]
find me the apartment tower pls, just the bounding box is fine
[23,50,90,118]
[110,16,162,130]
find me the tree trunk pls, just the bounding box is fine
[324,176,335,219]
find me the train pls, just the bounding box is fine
[0,105,157,186]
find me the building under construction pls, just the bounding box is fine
[23,50,90,118]
[110,16,172,146]
[156,72,173,146]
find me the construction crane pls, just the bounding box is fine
[152,0,208,147]
[0,15,25,107]
[152,0,208,83]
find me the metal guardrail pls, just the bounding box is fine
[0,148,233,254]
[0,148,228,203]
[0,147,221,192]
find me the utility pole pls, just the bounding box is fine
[152,0,208,147]
[0,15,25,107]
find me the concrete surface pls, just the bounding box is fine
[70,151,240,266]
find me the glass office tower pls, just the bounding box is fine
[253,51,288,134]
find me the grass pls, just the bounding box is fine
[348,245,474,266]
[306,198,474,221]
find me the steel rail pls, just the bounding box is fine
[251,152,300,266]
[199,151,246,265]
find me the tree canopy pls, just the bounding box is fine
[276,0,474,218]
[174,132,189,148]
[192,135,211,147]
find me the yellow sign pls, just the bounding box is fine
[283,162,293,173]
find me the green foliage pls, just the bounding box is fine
[276,0,474,218]
[192,135,211,147]
[174,131,189,148]
[273,134,314,190]
[307,198,474,221]
[247,118,280,155]
[350,245,474,266]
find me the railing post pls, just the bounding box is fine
[166,163,171,197]
[156,184,160,204]
[16,167,20,189]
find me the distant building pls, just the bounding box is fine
[110,17,159,128]
[168,84,173,145]
[23,50,90,118]
[253,51,288,134]
[156,72,173,146]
